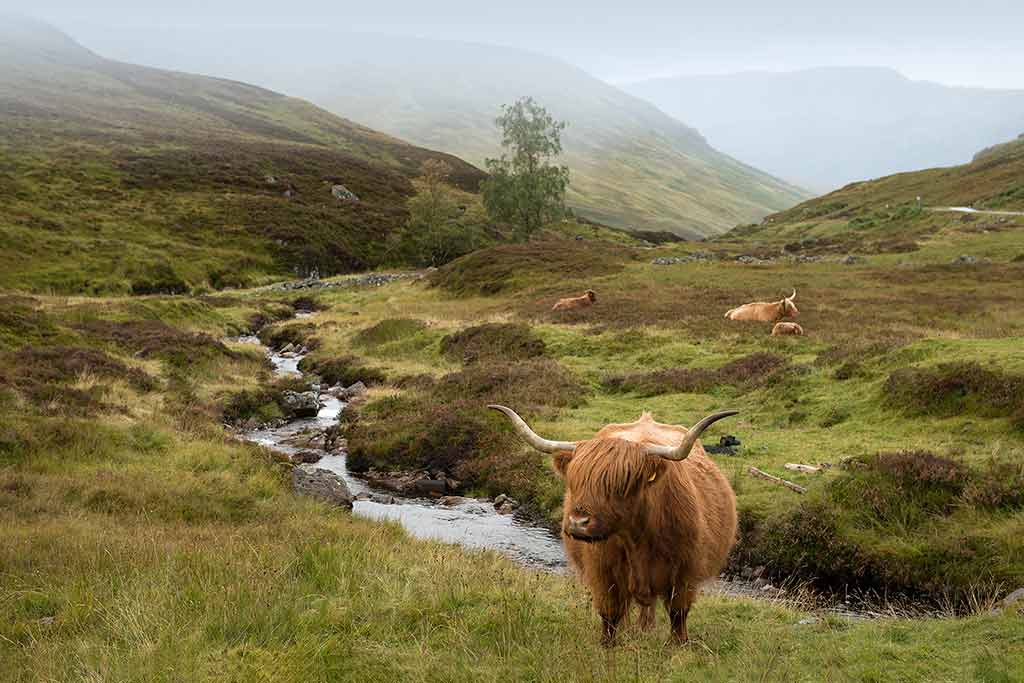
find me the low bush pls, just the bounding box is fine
[884,362,1024,419]
[742,450,1024,608]
[439,323,545,364]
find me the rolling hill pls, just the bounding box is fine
[55,28,810,238]
[0,17,485,294]
[625,67,1024,192]
[729,133,1024,244]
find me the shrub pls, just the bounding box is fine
[884,362,1024,418]
[439,323,545,364]
[129,262,189,295]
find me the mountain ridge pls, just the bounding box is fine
[624,66,1024,192]
[49,27,810,238]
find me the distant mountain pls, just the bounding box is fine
[0,17,484,293]
[624,67,1024,192]
[60,28,809,238]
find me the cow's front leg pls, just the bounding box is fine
[666,584,697,644]
[593,580,629,647]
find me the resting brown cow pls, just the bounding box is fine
[724,289,798,322]
[771,322,804,336]
[552,290,596,311]
[489,405,737,646]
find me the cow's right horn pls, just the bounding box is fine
[643,410,739,461]
[488,405,578,453]
[788,289,796,301]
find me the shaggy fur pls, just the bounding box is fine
[552,289,597,311]
[771,321,804,336]
[725,290,798,322]
[555,413,737,645]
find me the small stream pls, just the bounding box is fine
[229,319,921,620]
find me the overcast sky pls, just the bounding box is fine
[6,0,1024,88]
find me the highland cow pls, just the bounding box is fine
[771,321,804,336]
[552,290,597,311]
[489,405,738,646]
[725,289,798,322]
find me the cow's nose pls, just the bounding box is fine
[568,515,591,533]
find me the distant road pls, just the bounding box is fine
[932,206,1024,217]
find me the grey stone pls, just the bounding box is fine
[331,184,360,202]
[291,450,322,465]
[281,391,322,418]
[494,494,508,506]
[292,467,352,509]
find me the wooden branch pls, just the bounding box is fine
[748,466,807,494]
[784,463,821,474]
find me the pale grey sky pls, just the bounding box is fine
[5,0,1024,88]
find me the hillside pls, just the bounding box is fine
[732,133,1024,243]
[58,28,810,238]
[0,17,485,294]
[624,67,1024,192]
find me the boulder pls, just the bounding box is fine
[331,184,360,202]
[339,381,367,399]
[291,450,322,465]
[412,479,447,497]
[292,467,352,509]
[281,391,322,418]
[439,496,471,507]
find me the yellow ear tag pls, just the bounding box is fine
[648,471,657,482]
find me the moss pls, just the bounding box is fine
[604,353,787,397]
[884,362,1024,419]
[352,318,427,347]
[297,354,386,387]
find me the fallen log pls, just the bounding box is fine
[784,463,821,474]
[748,466,807,494]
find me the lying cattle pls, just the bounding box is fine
[724,289,798,322]
[489,404,737,646]
[552,290,596,311]
[771,321,804,336]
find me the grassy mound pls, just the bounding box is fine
[604,352,788,397]
[429,239,635,296]
[740,450,1024,608]
[440,323,546,364]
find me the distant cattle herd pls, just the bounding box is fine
[551,288,803,335]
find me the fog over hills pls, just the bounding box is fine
[624,67,1024,192]
[56,27,809,238]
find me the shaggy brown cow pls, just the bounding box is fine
[771,321,804,336]
[489,404,737,646]
[724,289,798,322]
[552,290,596,311]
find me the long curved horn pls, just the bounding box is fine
[643,410,739,461]
[788,289,796,301]
[488,405,578,453]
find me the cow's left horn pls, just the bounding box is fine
[643,410,739,461]
[488,405,578,453]
[788,289,796,301]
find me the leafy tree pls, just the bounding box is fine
[398,160,483,267]
[482,97,570,237]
